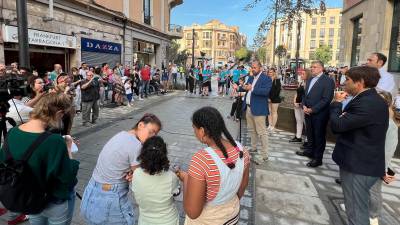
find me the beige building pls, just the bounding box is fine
[1,0,183,73]
[178,20,243,67]
[265,8,342,67]
[340,0,400,83]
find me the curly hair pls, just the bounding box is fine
[192,106,243,169]
[137,136,170,175]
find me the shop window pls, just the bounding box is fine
[143,0,151,25]
[351,16,363,67]
[389,0,400,72]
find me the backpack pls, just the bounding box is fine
[0,132,52,214]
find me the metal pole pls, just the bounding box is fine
[191,28,195,66]
[16,0,30,68]
[272,0,278,67]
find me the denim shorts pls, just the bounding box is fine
[80,179,135,225]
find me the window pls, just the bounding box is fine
[389,0,400,72]
[203,32,211,39]
[336,52,340,61]
[351,16,363,66]
[203,40,212,48]
[319,40,324,47]
[330,16,335,24]
[310,40,316,49]
[329,28,335,37]
[186,33,192,39]
[320,28,325,38]
[328,39,333,48]
[312,17,317,25]
[143,0,151,25]
[311,29,316,38]
[321,17,326,25]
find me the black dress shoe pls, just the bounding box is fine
[300,145,312,150]
[295,150,313,158]
[335,178,342,185]
[289,137,302,143]
[306,159,322,168]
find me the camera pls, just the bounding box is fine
[0,71,28,102]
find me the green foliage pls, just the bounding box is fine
[312,45,332,65]
[256,47,267,64]
[274,45,287,58]
[235,47,250,61]
[167,40,188,65]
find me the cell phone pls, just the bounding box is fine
[387,168,395,176]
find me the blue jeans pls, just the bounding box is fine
[29,191,76,225]
[140,80,150,98]
[340,169,379,225]
[80,179,135,225]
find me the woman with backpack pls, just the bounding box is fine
[0,93,79,225]
[175,107,250,225]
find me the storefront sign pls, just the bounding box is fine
[2,25,77,49]
[81,38,121,54]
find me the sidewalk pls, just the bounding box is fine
[243,128,400,225]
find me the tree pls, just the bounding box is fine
[235,47,250,61]
[274,45,287,66]
[312,45,332,65]
[245,0,326,69]
[167,40,180,63]
[256,47,267,64]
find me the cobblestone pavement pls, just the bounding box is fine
[247,128,400,225]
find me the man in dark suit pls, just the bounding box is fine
[330,66,388,225]
[237,60,272,164]
[296,60,335,167]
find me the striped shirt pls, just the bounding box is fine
[188,146,250,202]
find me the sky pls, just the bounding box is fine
[171,0,343,47]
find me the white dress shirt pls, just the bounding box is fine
[246,72,262,105]
[377,67,397,97]
[307,73,323,94]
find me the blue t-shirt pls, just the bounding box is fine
[240,69,248,77]
[202,69,211,81]
[232,69,241,83]
[193,68,199,80]
[219,71,227,82]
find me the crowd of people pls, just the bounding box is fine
[0,51,399,225]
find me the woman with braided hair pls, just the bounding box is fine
[175,106,250,225]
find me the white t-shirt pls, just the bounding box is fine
[7,98,33,130]
[79,69,87,79]
[92,131,141,184]
[171,66,178,74]
[124,83,132,95]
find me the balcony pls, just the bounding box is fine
[168,24,183,38]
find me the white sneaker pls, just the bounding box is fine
[339,203,346,212]
[139,97,144,101]
[370,217,379,225]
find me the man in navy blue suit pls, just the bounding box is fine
[237,60,272,164]
[296,60,335,167]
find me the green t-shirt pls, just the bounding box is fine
[0,127,79,200]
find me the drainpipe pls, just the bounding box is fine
[43,0,54,21]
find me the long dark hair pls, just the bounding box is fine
[133,113,162,130]
[192,107,243,169]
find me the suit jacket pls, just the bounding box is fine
[241,73,272,116]
[303,74,335,115]
[330,88,388,177]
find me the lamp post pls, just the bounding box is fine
[191,28,195,66]
[16,0,30,68]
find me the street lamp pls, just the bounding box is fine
[16,0,30,68]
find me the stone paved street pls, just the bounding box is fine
[1,84,400,225]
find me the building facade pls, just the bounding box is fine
[178,20,242,68]
[340,0,400,83]
[0,0,183,74]
[265,8,342,67]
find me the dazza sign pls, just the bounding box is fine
[81,38,121,54]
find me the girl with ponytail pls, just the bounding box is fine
[175,106,250,225]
